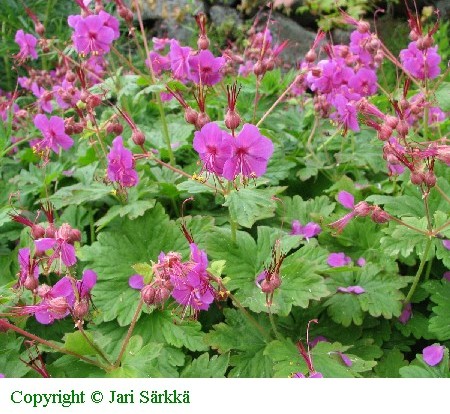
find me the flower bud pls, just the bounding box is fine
[396,120,409,138]
[113,123,123,135]
[253,61,264,76]
[65,71,76,83]
[264,58,275,71]
[141,285,156,305]
[0,319,9,333]
[422,35,434,49]
[154,287,171,304]
[68,228,82,243]
[197,35,210,50]
[132,129,145,146]
[225,110,241,131]
[80,90,89,103]
[357,21,370,33]
[371,207,390,224]
[385,115,399,129]
[31,224,45,239]
[410,171,424,185]
[195,112,210,129]
[305,49,316,63]
[45,224,56,238]
[378,125,393,141]
[23,275,38,291]
[184,107,198,125]
[87,94,102,108]
[354,201,372,217]
[424,170,436,187]
[73,299,89,319]
[409,30,419,41]
[35,22,45,36]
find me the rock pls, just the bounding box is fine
[126,0,204,44]
[209,5,242,28]
[436,0,450,18]
[331,28,352,45]
[265,12,316,66]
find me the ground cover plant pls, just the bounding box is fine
[0,0,449,378]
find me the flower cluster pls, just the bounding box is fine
[107,136,139,188]
[129,243,227,318]
[193,122,274,183]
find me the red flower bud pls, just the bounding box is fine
[31,224,45,239]
[184,107,198,125]
[131,130,145,146]
[225,110,241,131]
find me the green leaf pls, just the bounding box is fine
[424,281,450,340]
[48,183,112,209]
[374,348,408,378]
[0,333,31,378]
[224,186,286,228]
[63,331,97,356]
[278,195,336,225]
[205,309,273,377]
[80,204,188,325]
[95,199,156,229]
[264,339,307,378]
[435,82,450,111]
[180,353,230,378]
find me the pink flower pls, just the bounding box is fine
[107,136,139,187]
[398,303,412,324]
[290,220,321,240]
[337,191,355,209]
[15,30,38,61]
[169,40,192,80]
[337,285,365,294]
[327,252,352,267]
[16,248,39,289]
[33,114,74,154]
[189,50,225,86]
[443,272,450,282]
[442,240,450,250]
[17,277,75,324]
[35,223,78,267]
[348,67,377,96]
[31,83,53,113]
[152,37,170,51]
[422,345,444,366]
[193,122,232,175]
[222,124,274,181]
[145,51,171,76]
[69,14,115,55]
[98,11,120,40]
[400,42,441,80]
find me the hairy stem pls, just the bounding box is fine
[404,238,433,305]
[114,298,144,368]
[76,322,113,367]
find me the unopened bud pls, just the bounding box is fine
[195,112,210,129]
[132,130,145,146]
[399,99,410,111]
[65,71,76,83]
[141,285,156,305]
[396,120,409,137]
[264,58,275,71]
[354,201,372,217]
[357,21,370,33]
[225,110,241,131]
[113,123,123,135]
[68,229,82,243]
[409,30,419,41]
[87,94,102,108]
[378,125,393,141]
[253,61,264,76]
[424,170,436,187]
[385,115,399,129]
[154,287,171,304]
[45,224,56,238]
[371,207,390,224]
[184,107,198,125]
[31,224,45,239]
[305,50,316,63]
[73,299,89,319]
[23,275,38,291]
[35,22,45,36]
[410,171,424,185]
[80,90,89,103]
[198,35,210,50]
[422,35,434,49]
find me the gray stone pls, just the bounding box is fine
[331,28,352,46]
[265,12,316,66]
[436,0,450,18]
[209,5,243,28]
[127,0,204,21]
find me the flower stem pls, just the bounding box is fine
[0,319,109,371]
[228,293,271,342]
[76,321,113,367]
[404,237,433,305]
[268,308,283,341]
[114,298,144,368]
[434,184,450,205]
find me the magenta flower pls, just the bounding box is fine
[17,276,75,324]
[69,14,115,55]
[222,124,274,181]
[99,11,120,40]
[193,122,232,175]
[170,244,214,312]
[145,51,171,76]
[16,248,39,289]
[442,240,450,250]
[400,42,441,80]
[338,191,355,209]
[422,345,444,366]
[53,80,81,110]
[35,223,77,267]
[15,30,38,61]
[337,285,365,294]
[443,272,450,282]
[129,274,145,290]
[290,220,321,240]
[348,68,377,96]
[356,257,366,267]
[0,374,4,378]
[152,37,170,51]
[107,136,139,187]
[331,94,360,133]
[339,352,353,367]
[189,50,225,86]
[33,114,74,154]
[328,252,352,267]
[169,40,192,80]
[31,83,53,113]
[398,303,412,324]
